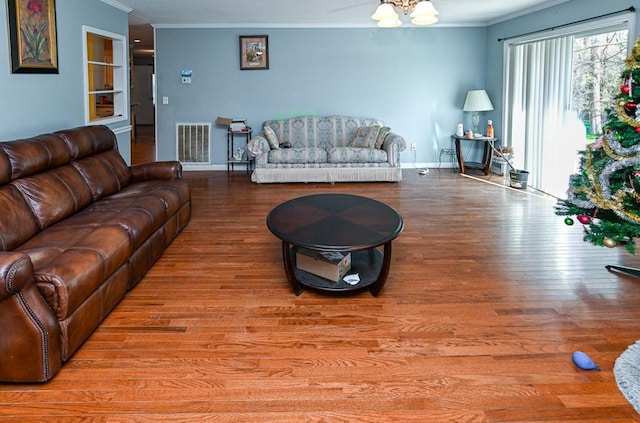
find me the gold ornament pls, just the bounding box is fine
[603,238,617,248]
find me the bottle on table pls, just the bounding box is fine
[487,120,494,138]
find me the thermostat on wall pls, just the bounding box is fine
[180,69,192,84]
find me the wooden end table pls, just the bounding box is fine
[451,134,498,175]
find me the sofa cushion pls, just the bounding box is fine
[11,165,94,230]
[326,147,388,164]
[268,148,327,165]
[72,150,132,201]
[375,126,392,149]
[263,126,280,150]
[0,186,40,251]
[0,150,9,185]
[21,224,132,320]
[0,135,71,180]
[56,125,117,161]
[350,125,382,148]
[260,116,386,150]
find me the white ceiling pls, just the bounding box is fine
[117,0,571,52]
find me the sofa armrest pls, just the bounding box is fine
[0,251,62,382]
[130,161,183,182]
[382,133,407,167]
[247,134,270,167]
[0,252,33,300]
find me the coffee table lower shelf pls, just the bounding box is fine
[283,244,391,296]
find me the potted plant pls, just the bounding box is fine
[492,145,529,189]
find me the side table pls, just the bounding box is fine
[227,128,253,174]
[451,134,498,175]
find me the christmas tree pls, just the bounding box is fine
[556,37,640,254]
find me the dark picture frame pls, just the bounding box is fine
[7,0,59,74]
[239,35,268,70]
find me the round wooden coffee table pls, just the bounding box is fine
[266,193,404,296]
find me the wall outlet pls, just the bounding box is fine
[162,96,169,105]
[411,143,417,151]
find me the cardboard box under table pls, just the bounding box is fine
[296,249,351,282]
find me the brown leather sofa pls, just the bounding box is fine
[0,125,191,382]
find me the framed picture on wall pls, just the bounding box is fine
[239,35,269,70]
[7,0,59,74]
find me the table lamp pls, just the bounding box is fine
[463,90,494,134]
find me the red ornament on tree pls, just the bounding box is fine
[622,84,631,94]
[577,214,592,225]
[636,127,640,133]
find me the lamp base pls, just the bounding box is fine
[472,112,480,134]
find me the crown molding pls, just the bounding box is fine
[99,0,133,13]
[151,22,484,29]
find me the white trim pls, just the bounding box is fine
[112,125,132,135]
[151,22,481,29]
[98,0,133,13]
[82,25,129,126]
[183,164,227,171]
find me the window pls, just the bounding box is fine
[503,14,634,197]
[83,26,128,125]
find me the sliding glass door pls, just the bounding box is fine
[503,16,632,198]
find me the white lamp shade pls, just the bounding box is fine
[410,1,439,18]
[411,15,438,25]
[371,3,398,21]
[378,17,402,27]
[463,90,494,112]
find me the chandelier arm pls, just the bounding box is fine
[387,0,417,15]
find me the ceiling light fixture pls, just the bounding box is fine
[371,0,439,28]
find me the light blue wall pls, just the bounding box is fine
[486,0,639,141]
[0,0,131,161]
[155,27,488,165]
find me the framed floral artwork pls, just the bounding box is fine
[239,35,268,70]
[7,0,59,74]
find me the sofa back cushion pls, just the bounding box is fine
[1,134,71,180]
[0,148,10,186]
[12,166,94,230]
[0,186,40,251]
[57,126,132,201]
[0,125,132,245]
[262,116,384,150]
[72,151,131,201]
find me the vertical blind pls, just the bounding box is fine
[504,35,574,193]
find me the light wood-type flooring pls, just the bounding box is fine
[2,128,640,422]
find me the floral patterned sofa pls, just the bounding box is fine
[247,115,406,183]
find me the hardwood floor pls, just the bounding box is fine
[2,159,640,421]
[131,125,156,164]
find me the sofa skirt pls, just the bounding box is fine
[250,167,402,183]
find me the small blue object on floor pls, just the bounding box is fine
[572,351,600,370]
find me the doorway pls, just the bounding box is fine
[131,61,155,164]
[133,64,154,126]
